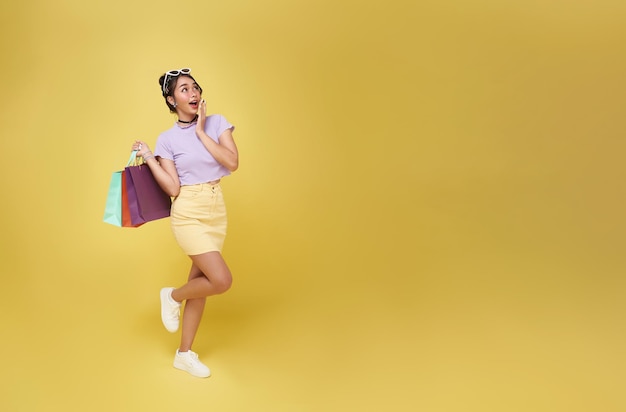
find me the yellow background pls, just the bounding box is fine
[1,0,625,411]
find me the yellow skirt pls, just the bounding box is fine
[170,183,227,255]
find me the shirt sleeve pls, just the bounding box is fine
[154,134,173,161]
[217,115,234,139]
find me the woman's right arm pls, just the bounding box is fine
[145,156,180,197]
[133,141,181,197]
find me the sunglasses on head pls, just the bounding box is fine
[162,68,191,94]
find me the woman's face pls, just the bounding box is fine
[169,75,202,116]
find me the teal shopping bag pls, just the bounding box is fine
[103,171,123,226]
[103,151,138,227]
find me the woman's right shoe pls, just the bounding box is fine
[160,287,181,333]
[173,350,211,378]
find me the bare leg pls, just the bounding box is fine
[171,251,232,352]
[177,264,206,352]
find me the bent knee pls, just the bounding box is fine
[213,274,233,294]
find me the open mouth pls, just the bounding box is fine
[189,100,199,109]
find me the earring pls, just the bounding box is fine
[173,102,177,108]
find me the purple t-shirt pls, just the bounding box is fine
[154,114,234,185]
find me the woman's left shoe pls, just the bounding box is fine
[173,350,211,378]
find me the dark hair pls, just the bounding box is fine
[158,73,203,113]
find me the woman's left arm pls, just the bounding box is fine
[195,100,239,172]
[196,127,239,172]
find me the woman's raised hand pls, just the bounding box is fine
[196,99,206,135]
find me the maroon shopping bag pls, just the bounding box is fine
[121,172,144,228]
[125,163,172,224]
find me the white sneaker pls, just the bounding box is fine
[173,350,211,378]
[160,287,181,333]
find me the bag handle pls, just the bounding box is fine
[126,150,138,167]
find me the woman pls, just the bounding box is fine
[132,68,238,378]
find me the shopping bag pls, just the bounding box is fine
[122,171,144,227]
[103,171,123,227]
[125,156,171,224]
[103,150,140,227]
